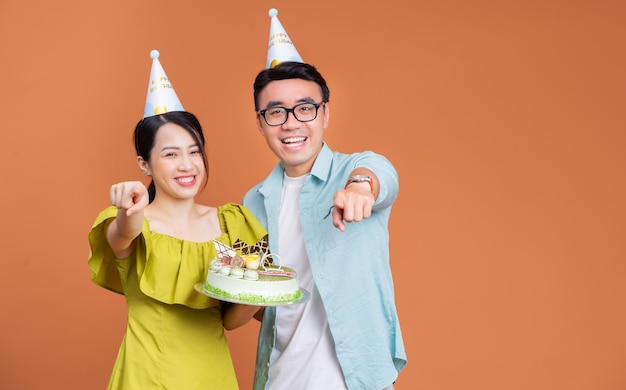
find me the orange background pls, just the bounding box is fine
[1,1,625,389]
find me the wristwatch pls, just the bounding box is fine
[345,175,373,192]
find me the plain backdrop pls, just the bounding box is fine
[1,0,625,389]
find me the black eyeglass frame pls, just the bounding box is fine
[258,102,326,126]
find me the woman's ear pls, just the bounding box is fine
[137,156,151,176]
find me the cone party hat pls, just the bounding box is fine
[266,8,303,69]
[143,50,184,118]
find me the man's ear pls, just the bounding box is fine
[256,115,266,136]
[323,102,330,129]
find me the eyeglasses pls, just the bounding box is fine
[258,102,325,126]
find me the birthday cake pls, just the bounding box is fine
[201,240,304,305]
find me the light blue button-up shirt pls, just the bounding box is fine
[244,143,407,390]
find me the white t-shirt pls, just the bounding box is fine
[267,173,347,390]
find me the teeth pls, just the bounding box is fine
[178,176,194,183]
[283,137,306,144]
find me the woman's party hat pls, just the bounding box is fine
[266,8,303,69]
[143,50,184,118]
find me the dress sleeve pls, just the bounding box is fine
[219,203,268,247]
[87,206,125,294]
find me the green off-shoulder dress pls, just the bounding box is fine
[88,203,267,390]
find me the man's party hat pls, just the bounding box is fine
[143,50,184,118]
[266,8,303,69]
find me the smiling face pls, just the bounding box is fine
[256,78,330,177]
[138,122,205,202]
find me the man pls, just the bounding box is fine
[244,61,406,390]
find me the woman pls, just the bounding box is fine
[88,111,262,389]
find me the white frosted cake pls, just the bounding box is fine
[203,253,303,305]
